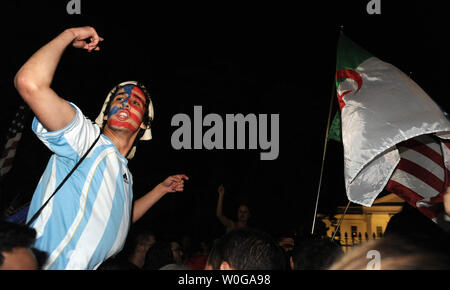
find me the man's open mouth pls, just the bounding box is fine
[117,110,130,121]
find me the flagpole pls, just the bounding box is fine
[331,201,351,240]
[311,25,343,235]
[311,79,336,235]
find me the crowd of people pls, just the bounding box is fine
[2,25,450,271]
[3,184,450,270]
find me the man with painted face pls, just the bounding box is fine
[14,26,188,270]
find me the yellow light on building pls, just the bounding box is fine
[319,193,405,252]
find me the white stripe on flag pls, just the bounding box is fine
[0,166,12,176]
[414,134,442,154]
[0,147,18,162]
[390,169,440,200]
[397,146,445,182]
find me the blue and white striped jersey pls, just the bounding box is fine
[26,103,133,270]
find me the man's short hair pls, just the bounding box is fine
[143,241,174,270]
[0,220,37,266]
[120,226,155,258]
[291,236,343,270]
[216,228,288,270]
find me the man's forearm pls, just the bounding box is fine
[14,27,101,132]
[15,29,75,90]
[132,184,168,223]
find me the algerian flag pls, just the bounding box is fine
[336,33,450,207]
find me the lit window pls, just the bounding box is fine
[376,226,383,237]
[351,226,358,237]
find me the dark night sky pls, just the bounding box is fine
[0,1,448,241]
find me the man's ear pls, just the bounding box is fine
[220,261,233,270]
[289,256,295,270]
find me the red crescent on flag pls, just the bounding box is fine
[335,69,363,110]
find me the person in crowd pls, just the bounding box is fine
[97,226,156,270]
[204,238,223,270]
[144,241,191,270]
[290,235,343,270]
[187,239,212,270]
[384,193,450,261]
[180,235,193,264]
[276,233,296,269]
[216,184,251,233]
[277,234,295,253]
[205,228,287,270]
[0,220,43,270]
[14,26,188,269]
[170,240,184,265]
[126,227,156,269]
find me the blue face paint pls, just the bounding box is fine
[107,85,136,118]
[122,84,134,95]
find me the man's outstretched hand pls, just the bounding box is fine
[69,26,104,52]
[133,174,189,223]
[160,174,189,193]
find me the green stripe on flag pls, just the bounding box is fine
[328,112,341,142]
[336,32,373,71]
[336,33,373,88]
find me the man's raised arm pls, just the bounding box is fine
[14,27,103,132]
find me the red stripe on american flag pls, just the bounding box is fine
[444,141,450,150]
[419,203,443,220]
[400,138,444,167]
[387,179,423,205]
[1,141,19,158]
[429,194,443,203]
[386,180,440,219]
[1,157,15,168]
[387,137,450,223]
[395,158,444,193]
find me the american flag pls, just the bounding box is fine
[386,134,450,223]
[0,104,28,178]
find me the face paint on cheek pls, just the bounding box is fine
[130,86,146,109]
[129,86,147,125]
[128,111,143,124]
[108,105,121,118]
[129,102,144,115]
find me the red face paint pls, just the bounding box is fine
[108,119,140,131]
